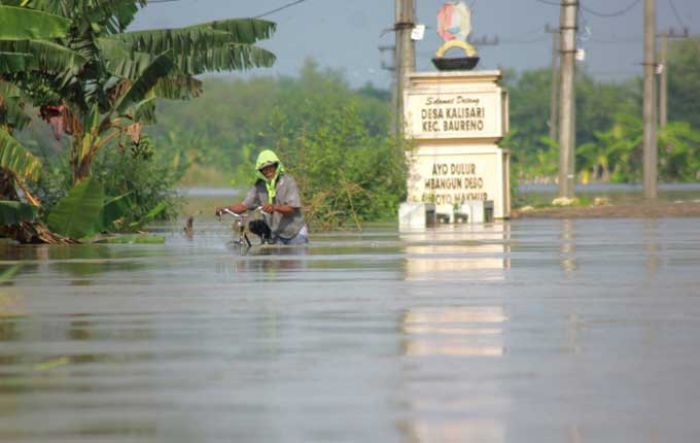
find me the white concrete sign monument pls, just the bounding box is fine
[399,3,510,227]
[403,71,511,221]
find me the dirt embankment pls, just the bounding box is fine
[512,201,700,219]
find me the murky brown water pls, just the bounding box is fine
[1,216,700,442]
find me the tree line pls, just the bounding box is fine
[506,37,700,184]
[151,38,700,199]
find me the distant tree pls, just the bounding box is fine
[151,59,393,187]
[668,37,700,130]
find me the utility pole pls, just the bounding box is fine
[546,24,559,142]
[558,0,577,199]
[394,0,416,135]
[642,0,657,199]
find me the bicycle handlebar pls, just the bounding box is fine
[217,206,268,219]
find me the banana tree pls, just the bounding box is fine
[658,121,700,182]
[1,0,276,183]
[0,5,76,242]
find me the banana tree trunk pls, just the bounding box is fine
[0,168,20,200]
[0,168,75,244]
[72,154,93,183]
[71,134,94,184]
[0,221,77,244]
[70,125,120,184]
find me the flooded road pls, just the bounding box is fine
[1,216,700,442]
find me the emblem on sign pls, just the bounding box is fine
[433,2,479,70]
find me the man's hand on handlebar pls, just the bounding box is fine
[215,203,249,216]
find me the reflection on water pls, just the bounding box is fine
[0,216,699,441]
[400,306,508,442]
[402,223,511,281]
[644,219,661,276]
[402,306,507,357]
[560,219,577,275]
[402,419,506,443]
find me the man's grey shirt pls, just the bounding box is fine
[242,174,306,239]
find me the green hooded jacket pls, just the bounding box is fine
[255,150,285,203]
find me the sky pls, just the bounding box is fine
[131,0,700,88]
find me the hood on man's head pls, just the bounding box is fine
[255,149,285,182]
[255,150,283,170]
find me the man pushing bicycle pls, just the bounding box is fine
[215,150,309,245]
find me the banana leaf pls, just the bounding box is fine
[0,6,70,40]
[47,178,105,239]
[0,264,21,284]
[0,200,37,225]
[114,51,174,113]
[94,234,165,244]
[128,201,167,230]
[0,40,86,74]
[117,18,275,52]
[0,52,28,72]
[0,129,41,182]
[102,192,132,231]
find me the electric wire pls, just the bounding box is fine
[668,0,687,29]
[255,0,310,19]
[580,0,642,18]
[535,0,643,18]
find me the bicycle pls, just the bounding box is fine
[217,207,272,251]
[217,208,254,250]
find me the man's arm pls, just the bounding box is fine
[215,202,248,215]
[261,203,295,215]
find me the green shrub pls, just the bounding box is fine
[270,102,407,230]
[91,137,184,229]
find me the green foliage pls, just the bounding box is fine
[0,1,277,185]
[577,113,643,183]
[668,37,700,130]
[658,121,700,182]
[47,177,104,239]
[91,141,183,231]
[0,264,21,284]
[171,60,403,228]
[0,200,37,225]
[0,80,31,131]
[503,68,554,166]
[0,5,70,40]
[151,59,404,228]
[94,234,165,244]
[230,143,257,188]
[151,59,392,185]
[0,128,42,182]
[503,64,700,184]
[0,2,277,242]
[261,99,406,229]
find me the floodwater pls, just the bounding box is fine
[1,215,700,442]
